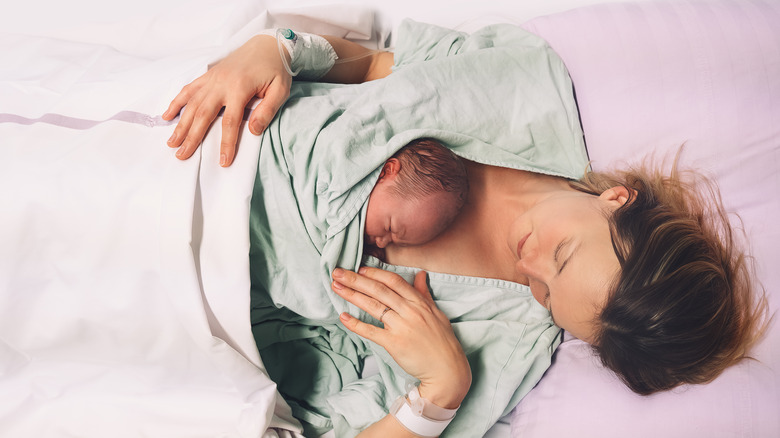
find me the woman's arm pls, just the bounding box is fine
[331,268,472,437]
[163,33,393,167]
[321,36,394,83]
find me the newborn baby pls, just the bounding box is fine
[364,138,469,258]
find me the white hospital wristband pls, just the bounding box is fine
[389,386,459,437]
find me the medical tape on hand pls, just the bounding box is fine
[258,28,338,80]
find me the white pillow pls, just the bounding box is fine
[514,1,780,437]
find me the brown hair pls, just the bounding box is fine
[390,138,469,211]
[570,156,769,395]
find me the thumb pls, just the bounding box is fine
[413,271,434,303]
[249,81,290,135]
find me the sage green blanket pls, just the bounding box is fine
[250,20,587,437]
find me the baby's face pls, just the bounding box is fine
[365,185,453,249]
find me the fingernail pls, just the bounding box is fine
[220,154,227,166]
[176,148,185,158]
[340,313,352,322]
[251,122,264,135]
[167,132,177,146]
[332,280,343,291]
[358,267,367,275]
[332,268,344,279]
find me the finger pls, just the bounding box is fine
[248,79,290,135]
[168,87,206,149]
[163,92,186,122]
[176,98,223,160]
[331,277,399,322]
[163,79,201,121]
[332,268,409,311]
[413,271,435,305]
[412,271,451,326]
[168,103,194,148]
[339,312,386,345]
[357,266,425,303]
[163,93,186,121]
[218,102,246,167]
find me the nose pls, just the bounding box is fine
[516,258,543,280]
[515,247,551,281]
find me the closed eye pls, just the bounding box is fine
[554,238,577,277]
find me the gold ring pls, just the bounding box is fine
[379,306,392,323]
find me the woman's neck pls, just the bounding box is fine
[460,161,572,279]
[382,161,572,282]
[465,160,571,207]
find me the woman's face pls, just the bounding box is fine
[508,187,629,342]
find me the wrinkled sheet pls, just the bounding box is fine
[0,1,375,436]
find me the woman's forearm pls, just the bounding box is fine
[321,36,394,83]
[355,380,468,437]
[357,414,420,437]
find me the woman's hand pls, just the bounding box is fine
[331,267,471,409]
[162,35,292,167]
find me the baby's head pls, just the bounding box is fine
[365,138,469,248]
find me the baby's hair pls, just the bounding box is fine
[389,138,469,209]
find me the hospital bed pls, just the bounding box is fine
[1,0,777,436]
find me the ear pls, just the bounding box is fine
[378,158,401,181]
[599,185,635,207]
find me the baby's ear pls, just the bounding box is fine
[379,158,401,180]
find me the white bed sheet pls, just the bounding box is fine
[0,1,298,436]
[2,1,777,437]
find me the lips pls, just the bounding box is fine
[516,232,530,259]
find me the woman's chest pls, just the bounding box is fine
[383,200,521,282]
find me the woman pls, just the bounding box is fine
[163,25,767,437]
